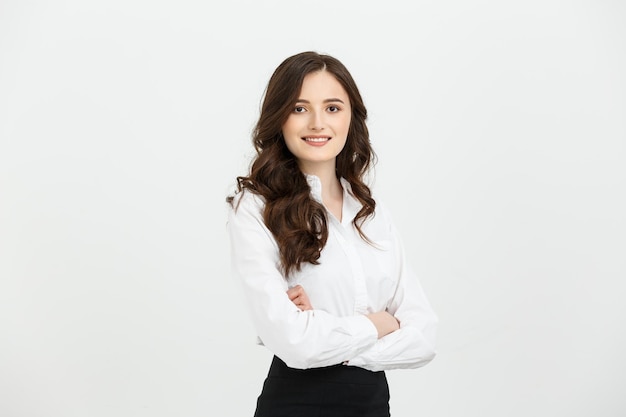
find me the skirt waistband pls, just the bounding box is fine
[267,355,385,384]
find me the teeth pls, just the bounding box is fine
[304,137,330,142]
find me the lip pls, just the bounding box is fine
[301,136,331,147]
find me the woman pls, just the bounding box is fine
[227,51,437,417]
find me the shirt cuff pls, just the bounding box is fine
[342,315,378,362]
[351,314,378,342]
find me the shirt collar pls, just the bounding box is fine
[304,174,323,203]
[304,174,361,222]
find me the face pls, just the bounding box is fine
[282,70,351,175]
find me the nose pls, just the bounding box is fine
[308,110,324,130]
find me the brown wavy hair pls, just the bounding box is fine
[228,51,376,277]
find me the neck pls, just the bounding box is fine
[299,161,342,200]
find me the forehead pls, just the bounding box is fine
[298,71,349,101]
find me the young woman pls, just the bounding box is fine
[227,51,438,417]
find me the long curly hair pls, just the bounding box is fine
[228,51,376,277]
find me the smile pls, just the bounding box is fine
[302,137,331,142]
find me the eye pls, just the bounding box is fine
[327,105,340,113]
[293,106,306,113]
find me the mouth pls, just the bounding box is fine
[302,136,331,142]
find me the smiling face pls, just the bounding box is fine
[282,70,352,176]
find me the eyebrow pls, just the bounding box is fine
[295,98,345,104]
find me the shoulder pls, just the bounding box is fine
[370,194,395,228]
[227,190,279,247]
[230,189,265,211]
[227,190,267,223]
[373,197,392,218]
[353,194,395,242]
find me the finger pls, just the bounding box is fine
[286,285,303,300]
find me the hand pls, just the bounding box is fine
[366,311,400,339]
[287,285,314,311]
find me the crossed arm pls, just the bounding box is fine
[286,285,400,339]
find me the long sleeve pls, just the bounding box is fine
[347,210,438,372]
[227,192,378,370]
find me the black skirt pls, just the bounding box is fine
[254,356,390,417]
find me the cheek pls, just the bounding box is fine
[342,114,352,133]
[281,118,294,136]
[281,121,300,154]
[282,118,299,143]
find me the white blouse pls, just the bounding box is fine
[227,175,438,372]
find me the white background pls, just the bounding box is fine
[1,1,625,416]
